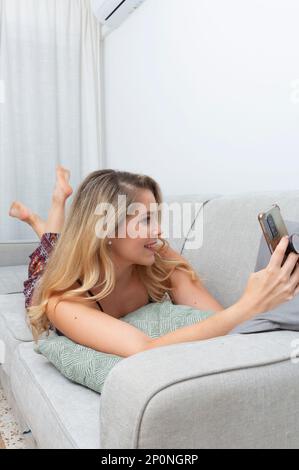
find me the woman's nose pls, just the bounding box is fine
[151,223,162,238]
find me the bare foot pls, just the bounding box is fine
[52,166,73,204]
[9,201,33,223]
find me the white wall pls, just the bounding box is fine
[103,0,299,196]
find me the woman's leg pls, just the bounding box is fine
[9,202,46,240]
[44,165,73,234]
[9,166,73,239]
[22,166,73,308]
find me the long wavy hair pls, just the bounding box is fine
[27,169,203,342]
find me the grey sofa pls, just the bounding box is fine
[1,191,299,449]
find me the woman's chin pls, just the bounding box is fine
[140,250,156,264]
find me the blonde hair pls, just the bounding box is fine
[27,169,202,342]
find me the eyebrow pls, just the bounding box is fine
[128,209,158,218]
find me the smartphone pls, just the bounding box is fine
[258,203,299,266]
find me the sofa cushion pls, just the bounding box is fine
[36,300,215,394]
[0,294,31,341]
[162,193,221,253]
[10,342,101,449]
[100,330,299,449]
[0,294,32,373]
[0,265,28,295]
[0,241,39,267]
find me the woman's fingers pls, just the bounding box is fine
[289,262,299,290]
[294,281,299,297]
[280,251,299,278]
[267,236,291,270]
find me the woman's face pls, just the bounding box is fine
[109,189,162,267]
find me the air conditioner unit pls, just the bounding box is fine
[90,0,146,30]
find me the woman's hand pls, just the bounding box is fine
[239,236,299,316]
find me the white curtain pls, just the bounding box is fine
[0,0,103,241]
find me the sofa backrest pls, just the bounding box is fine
[181,190,299,308]
[162,193,221,253]
[0,241,39,294]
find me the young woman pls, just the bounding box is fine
[10,166,299,358]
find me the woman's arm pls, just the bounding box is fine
[145,298,254,351]
[46,293,244,359]
[47,237,299,358]
[46,296,152,358]
[160,244,224,312]
[169,268,224,312]
[146,240,299,351]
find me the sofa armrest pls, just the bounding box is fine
[0,241,39,267]
[100,331,299,449]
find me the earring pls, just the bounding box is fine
[108,240,112,246]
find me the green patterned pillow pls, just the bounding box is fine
[35,300,215,394]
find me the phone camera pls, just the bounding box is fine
[266,214,279,238]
